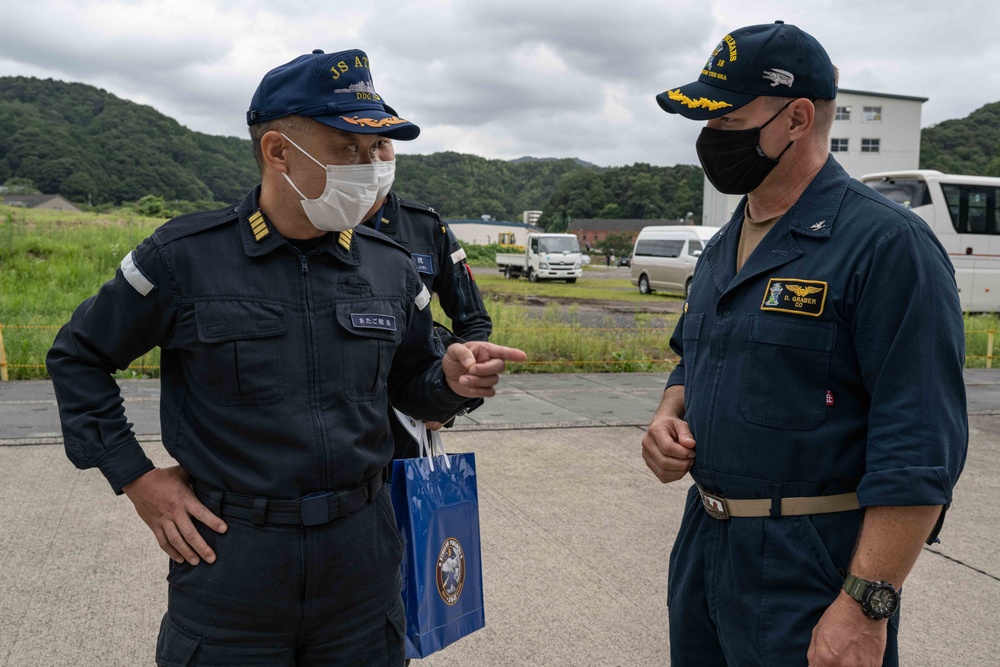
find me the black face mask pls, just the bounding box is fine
[695,100,795,195]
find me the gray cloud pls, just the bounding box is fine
[0,0,997,167]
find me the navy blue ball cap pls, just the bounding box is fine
[247,48,420,140]
[656,21,837,121]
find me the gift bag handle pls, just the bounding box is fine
[392,407,450,472]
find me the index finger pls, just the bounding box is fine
[462,358,509,377]
[477,344,526,362]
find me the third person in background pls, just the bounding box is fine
[363,137,493,459]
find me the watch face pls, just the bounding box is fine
[868,587,898,617]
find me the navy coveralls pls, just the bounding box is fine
[47,187,476,666]
[364,191,493,461]
[665,157,968,666]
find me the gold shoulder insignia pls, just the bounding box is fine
[338,229,353,251]
[786,284,823,297]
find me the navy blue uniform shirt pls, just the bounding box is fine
[666,157,968,508]
[47,187,475,497]
[364,191,492,343]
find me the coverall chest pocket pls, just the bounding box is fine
[336,301,404,402]
[681,313,705,388]
[740,315,837,430]
[194,301,286,406]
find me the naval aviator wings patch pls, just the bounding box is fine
[761,278,828,317]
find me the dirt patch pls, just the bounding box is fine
[489,293,682,329]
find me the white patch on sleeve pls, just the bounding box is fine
[120,251,155,296]
[415,284,431,310]
[450,247,467,264]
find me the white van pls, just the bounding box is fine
[861,170,1000,312]
[630,226,721,297]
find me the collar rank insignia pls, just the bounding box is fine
[248,210,270,242]
[338,229,353,251]
[761,278,828,317]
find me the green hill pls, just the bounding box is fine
[0,76,258,204]
[0,76,705,224]
[920,101,1000,176]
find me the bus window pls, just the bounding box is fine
[866,178,931,209]
[941,184,999,234]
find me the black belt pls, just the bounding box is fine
[194,473,384,527]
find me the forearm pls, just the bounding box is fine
[654,384,686,422]
[849,505,942,585]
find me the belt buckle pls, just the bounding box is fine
[699,488,730,520]
[301,492,333,526]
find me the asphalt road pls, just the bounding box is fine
[1,372,998,666]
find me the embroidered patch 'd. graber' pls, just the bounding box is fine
[351,313,397,331]
[760,278,828,317]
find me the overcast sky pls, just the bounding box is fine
[1,0,997,168]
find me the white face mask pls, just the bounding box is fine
[280,133,395,232]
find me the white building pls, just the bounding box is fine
[701,88,928,226]
[522,210,543,226]
[447,219,544,246]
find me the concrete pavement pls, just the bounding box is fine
[1,372,998,666]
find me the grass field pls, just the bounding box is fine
[1,209,997,379]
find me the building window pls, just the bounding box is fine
[830,138,849,152]
[835,106,851,121]
[863,106,882,122]
[861,138,880,153]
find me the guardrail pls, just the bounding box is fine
[1,322,995,380]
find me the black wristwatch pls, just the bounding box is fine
[842,574,900,620]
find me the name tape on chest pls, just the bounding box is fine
[120,251,155,296]
[351,313,397,331]
[412,253,434,275]
[760,278,828,317]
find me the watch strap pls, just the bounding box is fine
[842,574,869,601]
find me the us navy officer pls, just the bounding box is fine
[642,22,967,666]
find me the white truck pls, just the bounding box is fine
[496,233,583,283]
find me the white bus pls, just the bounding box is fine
[862,170,1000,312]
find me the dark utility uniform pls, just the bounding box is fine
[364,191,492,460]
[47,187,476,666]
[665,157,968,666]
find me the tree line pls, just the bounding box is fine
[3,76,998,227]
[0,76,705,227]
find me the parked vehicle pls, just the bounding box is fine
[862,170,1000,312]
[630,226,721,296]
[496,233,583,283]
[617,256,631,268]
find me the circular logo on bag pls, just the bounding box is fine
[436,537,465,605]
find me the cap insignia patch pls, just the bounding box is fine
[763,68,794,88]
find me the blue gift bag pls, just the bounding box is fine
[390,422,485,659]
